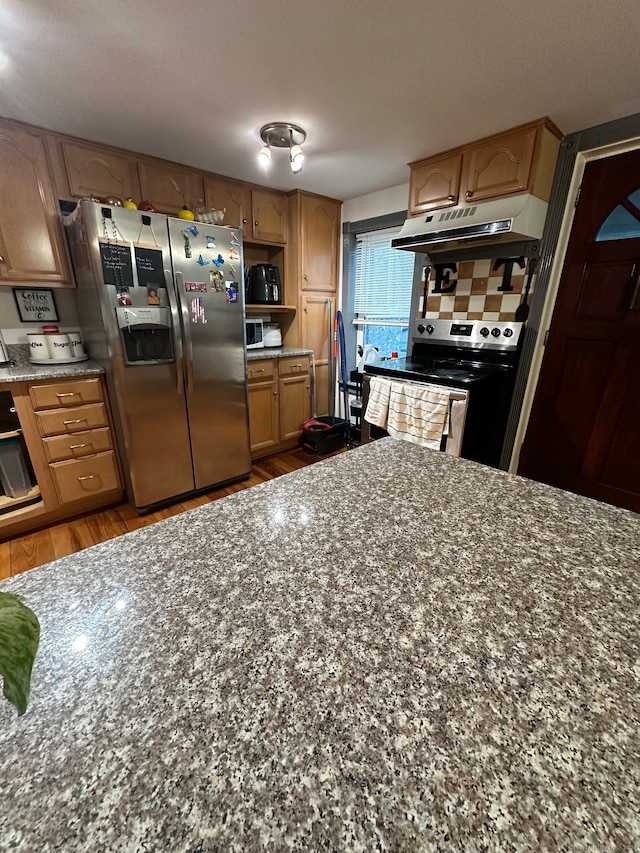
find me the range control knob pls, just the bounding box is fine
[417,324,426,334]
[426,324,435,334]
[480,327,490,338]
[491,327,502,337]
[503,328,514,338]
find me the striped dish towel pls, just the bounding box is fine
[387,382,451,450]
[364,376,392,427]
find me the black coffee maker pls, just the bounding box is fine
[246,264,282,304]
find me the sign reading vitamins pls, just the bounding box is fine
[134,246,165,288]
[13,288,59,322]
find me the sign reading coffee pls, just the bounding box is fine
[13,288,59,322]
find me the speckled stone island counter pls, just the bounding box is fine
[1,439,638,852]
[0,344,103,383]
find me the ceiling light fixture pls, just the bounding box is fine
[258,122,307,174]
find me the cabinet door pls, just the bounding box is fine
[408,152,462,215]
[137,160,205,215]
[462,125,537,203]
[247,377,279,453]
[300,195,341,292]
[62,142,139,202]
[0,125,71,284]
[279,373,311,441]
[204,175,252,231]
[301,293,335,417]
[252,190,288,243]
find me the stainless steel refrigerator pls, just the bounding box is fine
[65,200,250,512]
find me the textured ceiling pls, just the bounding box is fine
[1,0,639,202]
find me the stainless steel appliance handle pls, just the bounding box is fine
[164,269,185,396]
[174,272,194,394]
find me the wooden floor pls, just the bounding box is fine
[0,446,345,580]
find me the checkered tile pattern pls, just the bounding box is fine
[420,257,537,322]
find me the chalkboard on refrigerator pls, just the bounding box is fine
[134,246,166,288]
[99,241,134,287]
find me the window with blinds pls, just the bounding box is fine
[352,226,415,358]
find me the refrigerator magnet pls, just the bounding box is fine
[225,283,238,303]
[185,281,207,292]
[205,235,216,249]
[197,254,210,266]
[191,297,207,323]
[229,231,240,244]
[228,263,237,278]
[147,286,161,305]
[182,231,192,258]
[212,254,225,267]
[209,271,224,293]
[116,286,132,306]
[187,225,199,237]
[229,246,239,258]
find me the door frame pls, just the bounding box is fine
[507,113,640,472]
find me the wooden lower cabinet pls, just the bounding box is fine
[0,376,124,541]
[248,356,311,457]
[247,359,279,455]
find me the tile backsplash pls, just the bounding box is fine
[420,256,537,321]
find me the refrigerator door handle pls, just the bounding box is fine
[174,271,195,394]
[164,268,185,396]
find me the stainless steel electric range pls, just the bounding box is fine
[362,318,524,468]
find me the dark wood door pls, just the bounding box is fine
[519,148,640,513]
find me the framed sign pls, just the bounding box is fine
[13,288,59,323]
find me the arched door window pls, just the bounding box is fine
[596,188,640,241]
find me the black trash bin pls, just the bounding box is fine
[301,416,348,456]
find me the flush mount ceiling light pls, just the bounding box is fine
[258,122,306,174]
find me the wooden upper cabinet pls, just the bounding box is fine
[462,124,537,203]
[0,124,71,285]
[408,118,563,216]
[137,160,205,216]
[203,175,252,231]
[408,152,462,214]
[61,142,140,202]
[300,194,341,292]
[252,189,288,243]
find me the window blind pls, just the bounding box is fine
[352,226,414,321]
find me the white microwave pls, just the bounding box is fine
[246,318,264,349]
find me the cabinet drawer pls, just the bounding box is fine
[35,402,109,437]
[49,451,120,504]
[279,356,310,376]
[29,378,103,410]
[247,359,276,382]
[42,427,113,462]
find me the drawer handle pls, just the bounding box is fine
[63,418,88,425]
[77,474,98,482]
[69,443,89,450]
[289,363,302,370]
[250,368,265,374]
[56,392,78,398]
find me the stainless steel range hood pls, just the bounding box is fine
[391,194,548,255]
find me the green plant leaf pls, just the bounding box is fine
[0,592,40,715]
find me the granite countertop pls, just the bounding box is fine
[1,439,638,851]
[246,345,313,361]
[0,344,103,384]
